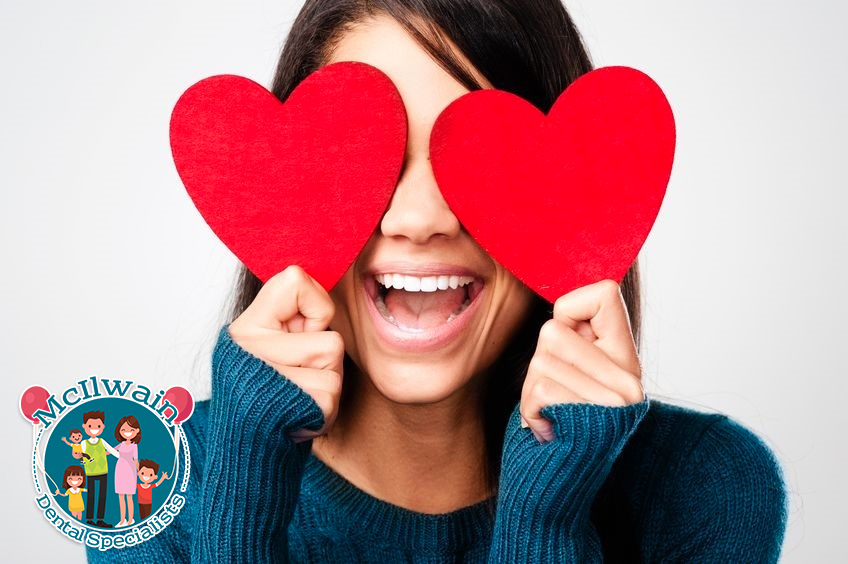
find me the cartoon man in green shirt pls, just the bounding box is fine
[75,410,119,528]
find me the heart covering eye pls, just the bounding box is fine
[169,62,407,289]
[170,64,674,301]
[430,66,676,302]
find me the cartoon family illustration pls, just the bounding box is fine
[53,410,170,528]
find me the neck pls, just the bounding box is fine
[313,370,490,514]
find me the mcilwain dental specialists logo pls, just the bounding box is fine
[20,378,194,552]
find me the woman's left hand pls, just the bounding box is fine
[520,279,645,443]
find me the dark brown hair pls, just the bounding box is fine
[62,465,85,490]
[82,410,105,425]
[114,415,142,444]
[69,428,82,436]
[228,0,642,498]
[138,459,159,474]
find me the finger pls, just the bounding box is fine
[553,279,637,372]
[271,366,343,400]
[283,275,335,332]
[530,348,636,406]
[538,320,642,401]
[290,428,324,444]
[520,374,585,443]
[239,265,335,332]
[240,331,345,372]
[284,385,339,436]
[284,315,306,334]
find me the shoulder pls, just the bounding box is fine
[634,400,784,487]
[607,400,788,562]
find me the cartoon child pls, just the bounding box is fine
[53,465,87,520]
[78,410,119,528]
[114,415,142,527]
[60,428,92,464]
[136,459,169,521]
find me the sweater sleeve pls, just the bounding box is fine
[641,416,787,563]
[192,326,325,562]
[489,398,649,562]
[86,326,324,564]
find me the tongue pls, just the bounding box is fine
[384,287,467,329]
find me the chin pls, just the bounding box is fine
[362,359,478,406]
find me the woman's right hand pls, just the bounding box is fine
[228,265,344,443]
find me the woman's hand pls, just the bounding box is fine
[520,279,644,443]
[228,265,344,443]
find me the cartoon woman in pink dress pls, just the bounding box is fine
[113,415,141,527]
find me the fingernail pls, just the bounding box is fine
[520,416,529,428]
[540,422,555,443]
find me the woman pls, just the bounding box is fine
[89,0,786,561]
[113,415,141,528]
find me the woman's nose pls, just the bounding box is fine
[379,155,461,244]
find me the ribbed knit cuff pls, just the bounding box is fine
[211,325,325,437]
[192,326,325,563]
[490,398,650,562]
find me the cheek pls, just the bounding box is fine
[487,279,536,345]
[329,273,362,360]
[506,285,535,321]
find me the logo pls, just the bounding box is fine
[20,378,193,552]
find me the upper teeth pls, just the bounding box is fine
[375,274,474,292]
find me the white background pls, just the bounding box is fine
[4,1,845,561]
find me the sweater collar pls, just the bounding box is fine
[302,454,494,555]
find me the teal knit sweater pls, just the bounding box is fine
[87,328,787,562]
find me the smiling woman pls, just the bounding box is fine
[315,14,538,510]
[113,415,141,528]
[88,0,786,562]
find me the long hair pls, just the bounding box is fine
[114,415,142,444]
[227,0,642,499]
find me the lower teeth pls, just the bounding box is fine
[445,298,471,322]
[374,293,472,327]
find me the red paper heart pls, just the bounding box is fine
[169,62,407,288]
[430,66,675,302]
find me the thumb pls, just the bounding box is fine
[241,266,335,333]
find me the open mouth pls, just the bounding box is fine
[122,431,134,438]
[369,273,484,332]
